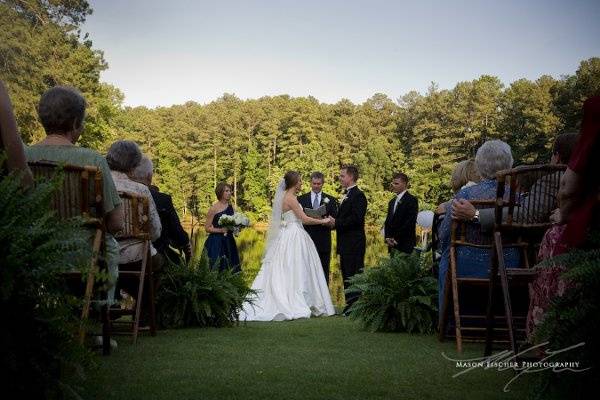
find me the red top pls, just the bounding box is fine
[559,96,600,253]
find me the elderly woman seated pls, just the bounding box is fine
[25,86,123,302]
[105,140,162,266]
[437,140,521,314]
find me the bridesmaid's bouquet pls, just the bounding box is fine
[218,212,250,236]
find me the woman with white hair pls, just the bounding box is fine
[437,140,521,317]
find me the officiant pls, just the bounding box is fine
[298,171,338,285]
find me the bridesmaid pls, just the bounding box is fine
[202,182,241,272]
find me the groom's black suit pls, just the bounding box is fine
[298,191,338,285]
[335,186,367,309]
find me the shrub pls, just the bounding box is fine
[532,237,599,399]
[0,166,90,399]
[346,252,438,333]
[155,255,254,328]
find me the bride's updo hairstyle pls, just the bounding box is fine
[284,170,301,190]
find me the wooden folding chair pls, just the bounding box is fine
[484,164,566,357]
[28,161,111,354]
[439,199,529,352]
[112,191,157,343]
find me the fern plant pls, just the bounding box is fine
[155,254,254,328]
[531,237,600,400]
[0,166,90,399]
[346,252,438,333]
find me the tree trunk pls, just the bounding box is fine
[213,146,217,188]
[233,171,238,207]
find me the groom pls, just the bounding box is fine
[298,172,338,285]
[329,165,367,314]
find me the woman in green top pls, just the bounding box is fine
[25,86,124,302]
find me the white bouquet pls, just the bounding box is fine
[218,212,250,236]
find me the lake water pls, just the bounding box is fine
[191,227,389,307]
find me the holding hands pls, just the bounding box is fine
[385,237,398,247]
[321,216,335,227]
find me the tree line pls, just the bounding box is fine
[2,1,599,224]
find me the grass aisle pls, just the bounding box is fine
[81,317,535,400]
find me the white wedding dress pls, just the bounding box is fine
[239,187,335,321]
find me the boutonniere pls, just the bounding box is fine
[340,194,347,204]
[323,197,330,204]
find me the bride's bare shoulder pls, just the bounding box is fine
[281,193,298,212]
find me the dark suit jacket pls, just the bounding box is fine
[150,188,190,259]
[335,186,367,255]
[298,191,338,253]
[384,191,418,253]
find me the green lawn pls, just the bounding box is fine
[80,317,537,400]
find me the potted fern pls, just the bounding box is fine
[346,251,438,333]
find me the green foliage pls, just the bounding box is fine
[155,255,255,329]
[531,239,600,399]
[3,0,600,226]
[346,252,438,333]
[107,59,600,223]
[0,0,123,145]
[0,164,91,399]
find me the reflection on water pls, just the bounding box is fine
[192,227,388,307]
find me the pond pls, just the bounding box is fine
[191,227,389,307]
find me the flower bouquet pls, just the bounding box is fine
[218,212,250,236]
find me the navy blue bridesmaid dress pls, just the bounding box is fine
[203,204,241,272]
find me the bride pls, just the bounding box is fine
[239,171,336,321]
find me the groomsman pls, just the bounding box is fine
[384,172,418,254]
[298,172,338,284]
[329,165,367,313]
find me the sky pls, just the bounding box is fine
[83,0,600,108]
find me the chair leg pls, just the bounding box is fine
[484,236,499,357]
[450,247,462,353]
[102,305,111,356]
[132,241,149,344]
[80,229,102,344]
[495,232,518,357]
[147,250,157,337]
[438,268,451,342]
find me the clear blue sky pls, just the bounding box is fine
[84,0,600,107]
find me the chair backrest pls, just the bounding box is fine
[495,164,567,265]
[495,164,566,230]
[116,191,150,241]
[450,200,496,249]
[28,160,104,225]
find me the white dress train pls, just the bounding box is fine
[239,210,335,321]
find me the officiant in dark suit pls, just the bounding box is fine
[384,172,418,254]
[298,171,338,284]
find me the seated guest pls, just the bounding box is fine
[202,182,241,272]
[435,159,480,215]
[105,140,162,264]
[437,140,520,314]
[0,80,32,185]
[451,132,580,232]
[25,86,123,302]
[527,97,600,340]
[129,156,191,262]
